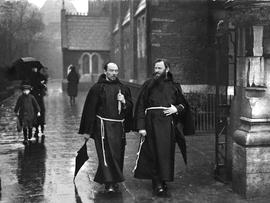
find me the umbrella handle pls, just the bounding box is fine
[118,89,122,115]
[84,137,89,143]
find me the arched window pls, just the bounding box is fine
[92,54,99,74]
[82,54,90,74]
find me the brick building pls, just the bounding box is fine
[61,0,111,83]
[111,0,223,92]
[61,0,229,92]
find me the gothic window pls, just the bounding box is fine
[82,54,90,74]
[92,54,99,74]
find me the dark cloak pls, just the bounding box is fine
[14,94,40,128]
[78,74,133,184]
[29,71,47,97]
[133,72,194,180]
[67,70,80,97]
[29,71,47,125]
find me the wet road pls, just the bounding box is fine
[0,80,263,202]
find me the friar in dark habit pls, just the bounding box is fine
[133,59,194,195]
[78,62,133,193]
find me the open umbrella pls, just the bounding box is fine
[9,57,44,80]
[73,139,89,182]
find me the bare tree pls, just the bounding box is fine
[0,0,44,65]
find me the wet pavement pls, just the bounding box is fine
[0,80,269,203]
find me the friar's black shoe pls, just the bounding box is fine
[113,183,119,192]
[162,181,167,191]
[155,185,164,195]
[105,184,115,193]
[23,139,28,145]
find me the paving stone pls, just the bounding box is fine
[0,81,268,202]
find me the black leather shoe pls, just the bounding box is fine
[113,183,119,191]
[162,181,167,191]
[23,139,28,145]
[105,184,115,193]
[156,185,164,195]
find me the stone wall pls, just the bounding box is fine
[150,0,211,85]
[110,0,220,87]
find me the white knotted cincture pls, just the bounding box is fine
[96,115,124,167]
[132,135,145,173]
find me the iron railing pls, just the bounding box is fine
[184,93,233,133]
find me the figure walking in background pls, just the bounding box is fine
[29,67,47,140]
[79,62,133,193]
[14,84,40,145]
[67,65,80,105]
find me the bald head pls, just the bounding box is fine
[106,62,118,70]
[104,62,119,81]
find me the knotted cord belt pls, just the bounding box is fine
[132,135,145,173]
[96,115,125,167]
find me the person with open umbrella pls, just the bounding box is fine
[29,67,47,140]
[133,59,194,196]
[78,62,133,193]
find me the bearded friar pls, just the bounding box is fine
[133,59,194,196]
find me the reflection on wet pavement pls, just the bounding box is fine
[16,143,46,202]
[0,81,134,203]
[0,81,251,202]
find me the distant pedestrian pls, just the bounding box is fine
[67,65,80,105]
[79,62,133,193]
[29,67,47,139]
[14,84,40,145]
[133,59,194,195]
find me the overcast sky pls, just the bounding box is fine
[28,0,88,13]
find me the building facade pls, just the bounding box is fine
[110,0,229,92]
[61,0,229,92]
[61,1,111,84]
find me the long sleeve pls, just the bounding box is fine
[31,95,41,113]
[174,83,195,135]
[134,81,149,131]
[122,87,133,132]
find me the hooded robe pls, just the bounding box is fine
[133,72,194,181]
[79,74,133,184]
[67,69,80,97]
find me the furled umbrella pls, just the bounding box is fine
[73,139,89,182]
[175,123,187,165]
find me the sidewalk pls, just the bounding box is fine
[0,81,269,203]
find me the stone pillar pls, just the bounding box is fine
[226,0,270,198]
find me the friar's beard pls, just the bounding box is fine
[153,70,166,80]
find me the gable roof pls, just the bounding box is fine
[62,15,110,51]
